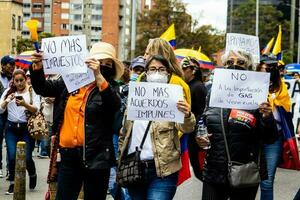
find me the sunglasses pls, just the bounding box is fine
[226,59,246,66]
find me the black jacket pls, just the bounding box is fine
[29,66,121,169]
[203,105,278,184]
[186,78,207,180]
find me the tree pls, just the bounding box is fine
[232,0,291,62]
[14,32,55,54]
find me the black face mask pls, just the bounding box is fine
[227,65,246,70]
[100,65,115,80]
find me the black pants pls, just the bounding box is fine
[56,148,110,200]
[202,182,259,200]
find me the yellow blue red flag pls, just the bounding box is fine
[261,37,274,55]
[272,25,282,60]
[160,23,176,49]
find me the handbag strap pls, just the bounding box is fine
[139,121,152,150]
[220,108,261,166]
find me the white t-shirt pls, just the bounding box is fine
[0,88,41,123]
[128,120,154,161]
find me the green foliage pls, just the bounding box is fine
[135,0,224,59]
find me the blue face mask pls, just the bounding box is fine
[130,73,139,82]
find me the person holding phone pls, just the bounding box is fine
[0,69,40,195]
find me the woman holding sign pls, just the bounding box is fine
[118,55,196,200]
[30,42,123,200]
[197,50,278,200]
[257,57,292,200]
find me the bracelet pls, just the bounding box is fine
[99,80,109,91]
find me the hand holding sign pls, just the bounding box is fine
[31,52,43,71]
[259,102,273,119]
[177,100,191,118]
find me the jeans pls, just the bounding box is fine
[5,121,36,181]
[202,182,259,200]
[108,134,131,200]
[39,124,51,156]
[260,137,283,200]
[127,164,178,200]
[0,114,4,170]
[56,148,110,200]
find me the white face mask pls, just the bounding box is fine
[146,72,168,83]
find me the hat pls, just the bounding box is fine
[88,42,124,80]
[1,55,15,66]
[131,56,146,69]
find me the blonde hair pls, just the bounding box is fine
[145,38,184,78]
[221,50,254,70]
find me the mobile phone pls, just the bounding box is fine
[15,96,23,100]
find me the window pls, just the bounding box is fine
[74,25,82,31]
[61,2,69,9]
[23,13,30,17]
[22,31,30,35]
[73,14,82,21]
[33,3,42,9]
[17,16,21,30]
[91,15,101,20]
[91,4,102,10]
[44,4,51,8]
[91,26,101,31]
[32,13,43,18]
[61,24,69,30]
[11,39,15,54]
[11,14,16,29]
[61,13,69,19]
[23,3,30,8]
[72,4,82,10]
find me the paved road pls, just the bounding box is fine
[0,149,299,200]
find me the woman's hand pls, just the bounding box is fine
[195,134,212,149]
[177,100,191,118]
[5,93,15,103]
[85,58,101,75]
[15,98,26,107]
[259,102,272,119]
[31,52,43,71]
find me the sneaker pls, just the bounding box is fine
[5,184,14,195]
[0,169,3,178]
[38,154,49,159]
[29,174,37,189]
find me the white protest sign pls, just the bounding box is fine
[127,82,184,123]
[209,69,270,110]
[226,33,260,64]
[284,79,300,132]
[61,68,95,92]
[41,35,88,74]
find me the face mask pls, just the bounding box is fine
[146,72,168,83]
[227,65,246,70]
[130,73,139,82]
[100,65,115,80]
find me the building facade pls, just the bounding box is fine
[0,0,23,56]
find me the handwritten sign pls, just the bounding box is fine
[209,69,270,110]
[226,33,260,63]
[284,79,300,132]
[127,82,184,123]
[41,35,88,74]
[61,68,95,92]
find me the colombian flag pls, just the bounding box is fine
[177,133,191,185]
[261,37,274,55]
[272,25,282,60]
[160,24,176,49]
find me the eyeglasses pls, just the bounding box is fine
[226,59,246,66]
[148,67,168,74]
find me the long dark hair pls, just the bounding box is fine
[5,69,27,99]
[256,62,281,93]
[145,55,171,72]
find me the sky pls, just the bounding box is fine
[182,0,228,31]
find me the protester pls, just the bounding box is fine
[130,56,146,81]
[118,55,196,200]
[30,41,123,200]
[0,55,15,178]
[0,69,39,194]
[197,50,278,200]
[257,57,291,200]
[180,56,207,181]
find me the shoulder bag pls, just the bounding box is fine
[220,108,261,188]
[117,121,152,187]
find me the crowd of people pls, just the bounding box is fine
[0,37,299,200]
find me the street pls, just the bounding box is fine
[0,149,299,200]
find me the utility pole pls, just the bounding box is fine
[130,0,137,60]
[255,0,259,36]
[291,0,296,61]
[298,0,300,63]
[229,0,233,32]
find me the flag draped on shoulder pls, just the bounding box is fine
[261,37,274,55]
[272,25,282,60]
[160,23,176,49]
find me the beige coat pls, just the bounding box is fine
[118,114,195,178]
